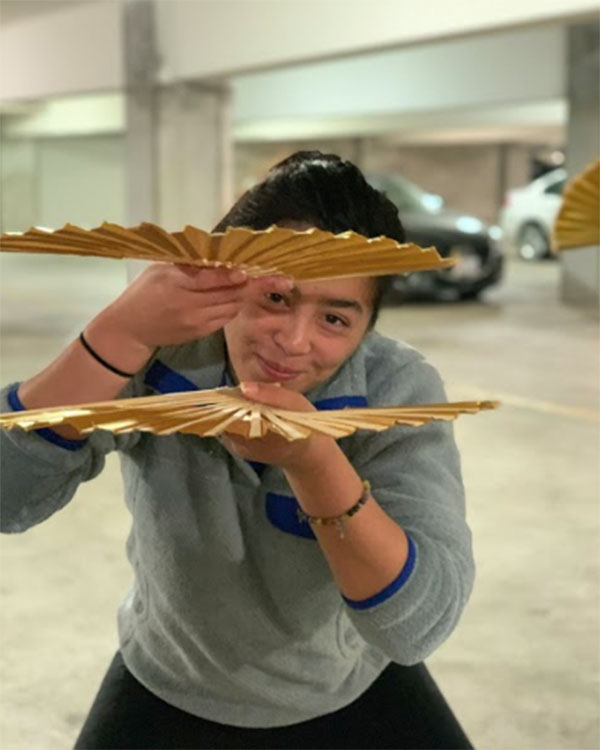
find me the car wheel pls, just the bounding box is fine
[517,223,549,260]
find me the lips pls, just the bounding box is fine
[257,354,302,377]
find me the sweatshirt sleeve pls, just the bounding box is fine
[0,380,142,534]
[341,354,475,665]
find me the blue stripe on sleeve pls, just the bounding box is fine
[265,491,317,539]
[314,395,367,410]
[7,385,86,452]
[342,534,417,610]
[144,360,200,393]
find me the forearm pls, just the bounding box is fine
[0,379,118,533]
[17,311,153,440]
[284,439,409,601]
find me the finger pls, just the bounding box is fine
[202,300,245,320]
[199,300,250,334]
[209,272,294,297]
[221,435,238,454]
[202,316,240,335]
[252,273,294,287]
[224,433,244,446]
[188,287,247,308]
[176,263,202,277]
[207,316,240,332]
[239,381,295,406]
[175,265,249,291]
[222,434,250,456]
[201,318,234,337]
[244,275,295,297]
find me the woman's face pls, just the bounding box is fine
[223,275,374,394]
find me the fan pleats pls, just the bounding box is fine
[0,387,499,441]
[554,158,600,251]
[1,223,454,280]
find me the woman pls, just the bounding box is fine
[1,152,474,749]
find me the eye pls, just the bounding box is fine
[265,292,288,305]
[325,313,349,328]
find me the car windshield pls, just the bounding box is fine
[368,174,442,214]
[544,178,566,196]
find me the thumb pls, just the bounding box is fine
[240,380,284,403]
[239,381,316,412]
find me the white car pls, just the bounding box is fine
[499,168,566,260]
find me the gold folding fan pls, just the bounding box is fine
[0,387,499,441]
[553,158,600,251]
[0,223,454,281]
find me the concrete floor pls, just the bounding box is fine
[0,254,598,750]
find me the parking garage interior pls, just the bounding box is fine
[0,2,598,749]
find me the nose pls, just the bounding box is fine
[273,311,312,357]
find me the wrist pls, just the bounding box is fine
[284,437,365,519]
[282,433,339,475]
[85,309,155,375]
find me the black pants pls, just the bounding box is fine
[74,651,473,750]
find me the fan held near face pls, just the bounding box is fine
[0,223,455,281]
[0,387,500,441]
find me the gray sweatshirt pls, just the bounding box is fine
[0,329,474,728]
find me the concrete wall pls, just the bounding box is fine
[0,1,123,102]
[37,136,126,229]
[2,133,536,236]
[0,139,38,234]
[0,135,125,234]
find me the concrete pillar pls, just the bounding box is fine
[157,81,233,232]
[124,0,158,229]
[123,0,232,281]
[560,21,600,309]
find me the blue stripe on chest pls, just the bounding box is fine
[144,359,367,411]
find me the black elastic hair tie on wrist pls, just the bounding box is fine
[79,331,135,378]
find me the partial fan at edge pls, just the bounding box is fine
[553,158,600,251]
[0,223,455,281]
[0,387,499,441]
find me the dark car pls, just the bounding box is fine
[367,173,504,300]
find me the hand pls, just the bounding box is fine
[84,263,293,374]
[222,381,335,471]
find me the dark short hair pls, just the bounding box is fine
[213,150,404,331]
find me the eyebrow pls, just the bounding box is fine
[320,297,365,315]
[288,287,365,316]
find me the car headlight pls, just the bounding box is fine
[455,216,484,234]
[446,246,483,280]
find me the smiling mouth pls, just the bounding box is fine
[257,355,303,376]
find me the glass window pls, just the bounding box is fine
[368,175,435,214]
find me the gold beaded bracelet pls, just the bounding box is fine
[296,479,371,539]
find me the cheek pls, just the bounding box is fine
[225,305,272,359]
[237,304,281,338]
[305,329,360,375]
